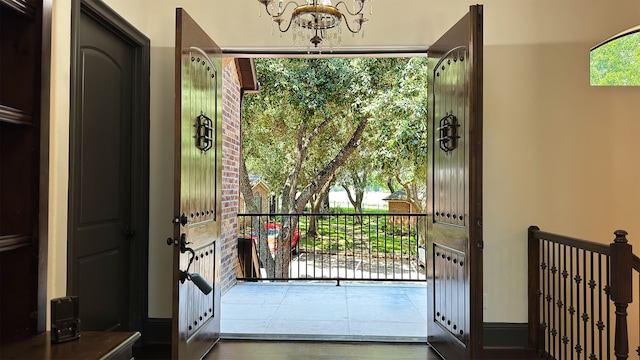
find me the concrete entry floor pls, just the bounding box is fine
[221,282,428,342]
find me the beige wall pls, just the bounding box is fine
[484,42,640,322]
[48,0,640,325]
[479,4,639,325]
[48,0,72,323]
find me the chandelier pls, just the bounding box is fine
[257,0,371,51]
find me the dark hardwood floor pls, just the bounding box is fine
[133,341,541,359]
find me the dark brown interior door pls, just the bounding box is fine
[171,8,222,359]
[426,5,483,359]
[68,9,134,331]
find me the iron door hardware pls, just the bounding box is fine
[195,112,214,153]
[436,113,460,153]
[172,213,190,227]
[166,233,210,294]
[166,233,191,253]
[123,226,135,239]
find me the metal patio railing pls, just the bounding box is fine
[237,213,427,284]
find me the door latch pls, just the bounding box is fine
[166,233,212,295]
[166,233,190,253]
[123,226,135,239]
[436,113,460,153]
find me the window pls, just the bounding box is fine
[590,28,640,86]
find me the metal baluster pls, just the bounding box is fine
[360,215,364,280]
[401,216,405,280]
[545,239,551,356]
[552,241,557,358]
[590,251,595,360]
[367,214,371,281]
[576,248,582,358]
[540,239,546,355]
[570,245,575,360]
[385,217,389,280]
[606,255,611,358]
[583,249,588,360]
[563,243,568,359]
[598,254,603,360]
[344,213,348,281]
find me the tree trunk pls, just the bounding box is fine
[308,199,320,236]
[341,168,367,223]
[240,158,276,277]
[274,215,297,279]
[308,174,335,236]
[259,118,368,279]
[321,193,330,213]
[293,118,368,212]
[386,179,395,194]
[342,184,364,224]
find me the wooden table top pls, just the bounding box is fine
[0,331,141,360]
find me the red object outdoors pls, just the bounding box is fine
[251,222,300,254]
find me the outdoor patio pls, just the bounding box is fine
[220,282,428,342]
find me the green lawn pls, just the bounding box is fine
[239,209,424,255]
[297,211,421,255]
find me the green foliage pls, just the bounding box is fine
[590,31,640,86]
[366,58,428,177]
[297,214,420,254]
[242,57,429,211]
[243,58,366,196]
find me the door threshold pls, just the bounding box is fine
[221,333,428,343]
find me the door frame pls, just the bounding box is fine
[68,0,150,333]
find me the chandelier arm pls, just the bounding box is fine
[334,1,365,16]
[262,1,302,18]
[277,16,295,33]
[341,13,364,34]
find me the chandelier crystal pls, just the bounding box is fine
[258,0,371,51]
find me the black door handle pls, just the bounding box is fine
[124,226,135,239]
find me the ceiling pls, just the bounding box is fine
[219,0,470,53]
[139,0,640,54]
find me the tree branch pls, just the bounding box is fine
[294,118,369,212]
[305,116,333,148]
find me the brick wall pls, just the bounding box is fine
[220,59,241,295]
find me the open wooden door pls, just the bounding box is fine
[170,8,222,359]
[426,5,483,359]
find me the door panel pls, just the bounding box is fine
[427,5,483,359]
[172,8,222,359]
[69,11,133,331]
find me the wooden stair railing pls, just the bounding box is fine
[528,226,639,360]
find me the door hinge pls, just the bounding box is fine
[477,240,484,250]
